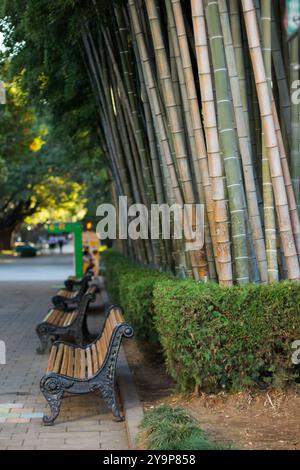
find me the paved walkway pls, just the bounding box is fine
[0,251,74,281]
[0,255,129,450]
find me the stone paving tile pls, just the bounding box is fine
[0,281,128,450]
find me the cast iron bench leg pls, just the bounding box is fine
[40,376,65,425]
[36,325,49,354]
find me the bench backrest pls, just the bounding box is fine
[95,307,126,367]
[75,276,91,301]
[69,270,93,282]
[47,306,133,379]
[73,285,96,328]
[76,285,96,311]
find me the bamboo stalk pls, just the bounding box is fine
[191,0,233,285]
[166,0,216,280]
[168,0,221,282]
[218,0,267,283]
[271,8,291,141]
[261,0,279,282]
[271,99,300,259]
[290,35,300,214]
[229,0,251,140]
[129,0,203,278]
[144,0,209,281]
[205,0,250,285]
[242,0,300,280]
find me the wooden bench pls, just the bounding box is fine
[36,287,97,354]
[64,271,93,291]
[40,305,133,425]
[64,264,94,291]
[52,276,91,310]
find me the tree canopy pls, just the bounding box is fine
[0,2,111,248]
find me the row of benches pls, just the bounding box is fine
[36,273,96,353]
[36,268,134,425]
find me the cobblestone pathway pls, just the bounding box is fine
[0,281,128,450]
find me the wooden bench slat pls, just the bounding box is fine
[86,286,96,295]
[86,347,93,378]
[57,289,75,299]
[67,347,74,377]
[52,343,64,373]
[110,310,119,327]
[70,312,76,323]
[106,324,112,343]
[60,345,69,375]
[109,313,118,336]
[45,311,55,324]
[61,312,72,327]
[96,339,104,367]
[47,309,60,325]
[80,348,86,379]
[74,348,86,379]
[57,312,66,326]
[110,309,125,329]
[44,309,55,323]
[74,348,81,379]
[68,311,77,325]
[91,344,99,375]
[47,345,58,374]
[69,311,77,326]
[108,314,116,338]
[61,313,70,327]
[101,330,108,359]
[116,310,125,324]
[106,320,112,343]
[54,309,64,324]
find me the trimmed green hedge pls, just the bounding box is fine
[154,279,300,391]
[104,250,170,349]
[103,250,300,392]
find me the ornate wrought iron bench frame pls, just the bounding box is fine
[52,276,91,310]
[40,305,134,425]
[36,288,96,354]
[64,269,93,291]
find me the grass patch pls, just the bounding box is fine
[139,405,228,450]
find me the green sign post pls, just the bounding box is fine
[48,222,83,277]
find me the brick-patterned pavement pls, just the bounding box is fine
[0,275,128,450]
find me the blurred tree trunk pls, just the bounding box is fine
[0,226,14,250]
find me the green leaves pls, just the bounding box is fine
[1,0,110,232]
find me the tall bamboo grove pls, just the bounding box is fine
[81,0,300,285]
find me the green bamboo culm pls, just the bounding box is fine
[261,0,279,282]
[191,0,233,286]
[205,0,250,284]
[242,0,300,281]
[290,34,300,215]
[145,0,207,281]
[218,0,267,283]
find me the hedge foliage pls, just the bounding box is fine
[103,250,300,392]
[104,250,170,349]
